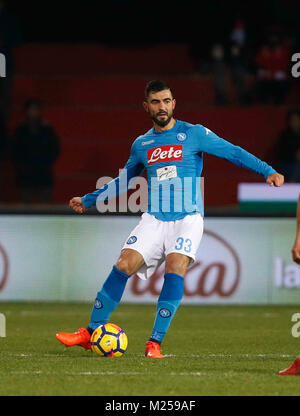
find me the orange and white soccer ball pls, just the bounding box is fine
[90,323,128,357]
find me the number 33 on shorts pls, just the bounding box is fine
[174,237,192,253]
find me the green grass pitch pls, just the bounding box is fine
[0,302,300,396]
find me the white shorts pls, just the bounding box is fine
[122,212,204,280]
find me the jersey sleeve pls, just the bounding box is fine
[193,124,277,179]
[81,141,145,209]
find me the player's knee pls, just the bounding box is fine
[165,255,189,277]
[115,258,133,275]
[115,249,144,276]
[116,253,142,276]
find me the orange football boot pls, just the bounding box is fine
[145,341,164,358]
[278,359,300,376]
[56,327,91,350]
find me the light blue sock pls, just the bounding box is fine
[150,273,184,344]
[88,265,131,332]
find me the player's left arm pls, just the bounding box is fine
[194,125,284,187]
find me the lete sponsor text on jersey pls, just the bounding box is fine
[147,145,183,165]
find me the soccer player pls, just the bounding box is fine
[56,80,284,358]
[279,195,300,375]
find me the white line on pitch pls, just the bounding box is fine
[2,353,296,359]
[0,370,284,377]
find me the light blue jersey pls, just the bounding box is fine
[82,120,276,221]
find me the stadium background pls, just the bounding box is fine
[1,0,300,397]
[0,0,299,304]
[0,0,299,207]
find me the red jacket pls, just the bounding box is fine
[255,45,291,80]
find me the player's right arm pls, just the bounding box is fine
[69,141,144,213]
[292,195,300,264]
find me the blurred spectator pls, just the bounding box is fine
[229,19,248,105]
[276,110,300,182]
[0,0,22,123]
[211,44,227,106]
[230,18,246,48]
[255,28,291,105]
[12,99,60,203]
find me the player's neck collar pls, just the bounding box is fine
[152,119,179,134]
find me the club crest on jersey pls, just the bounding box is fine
[127,236,137,244]
[159,308,172,318]
[94,299,103,309]
[147,145,183,165]
[176,132,186,142]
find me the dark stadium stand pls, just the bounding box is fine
[3,44,297,206]
[13,44,196,76]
